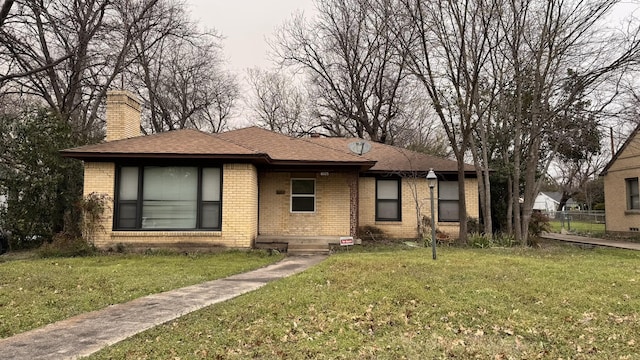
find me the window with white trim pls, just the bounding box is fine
[291,179,315,212]
[115,166,221,230]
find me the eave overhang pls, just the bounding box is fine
[60,151,377,171]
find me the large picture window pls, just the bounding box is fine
[627,177,639,210]
[376,178,401,221]
[291,179,315,212]
[115,166,222,230]
[438,181,459,222]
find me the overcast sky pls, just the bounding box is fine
[183,0,638,127]
[186,0,316,72]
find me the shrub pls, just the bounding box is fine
[467,217,481,234]
[466,232,516,248]
[106,242,127,253]
[493,233,516,247]
[467,232,492,248]
[0,108,85,248]
[37,232,96,258]
[115,242,126,253]
[358,225,386,242]
[76,192,111,246]
[528,211,551,237]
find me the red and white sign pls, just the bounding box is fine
[339,236,354,246]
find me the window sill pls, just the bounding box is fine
[375,221,402,225]
[111,231,222,237]
[624,210,640,215]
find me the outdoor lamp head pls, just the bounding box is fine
[426,169,436,188]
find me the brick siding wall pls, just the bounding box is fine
[604,134,640,233]
[82,162,258,249]
[258,171,352,236]
[358,176,479,240]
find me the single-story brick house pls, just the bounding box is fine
[62,91,478,251]
[602,123,640,235]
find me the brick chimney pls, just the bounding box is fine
[106,90,142,142]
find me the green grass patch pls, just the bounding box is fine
[0,250,283,338]
[89,245,640,359]
[549,220,605,236]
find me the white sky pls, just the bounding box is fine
[185,0,316,72]
[185,1,317,125]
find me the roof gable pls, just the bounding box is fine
[540,192,562,203]
[602,122,640,176]
[539,192,579,206]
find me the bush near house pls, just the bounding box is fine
[0,108,88,249]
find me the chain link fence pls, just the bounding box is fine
[546,210,605,236]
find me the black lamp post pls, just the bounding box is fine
[426,168,437,260]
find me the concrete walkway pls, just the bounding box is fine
[541,232,640,250]
[0,255,327,360]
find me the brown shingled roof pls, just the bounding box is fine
[215,127,373,164]
[61,129,262,160]
[306,137,473,173]
[62,127,375,168]
[62,127,467,173]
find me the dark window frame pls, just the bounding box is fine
[114,166,142,230]
[114,165,222,231]
[290,178,316,213]
[375,177,401,221]
[626,177,640,210]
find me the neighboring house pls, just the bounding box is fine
[533,192,560,216]
[533,192,580,217]
[61,91,479,251]
[601,123,640,234]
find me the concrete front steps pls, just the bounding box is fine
[255,235,361,255]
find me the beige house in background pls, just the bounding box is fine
[62,91,478,253]
[602,123,640,235]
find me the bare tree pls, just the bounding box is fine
[127,0,239,134]
[246,68,313,136]
[0,0,13,27]
[0,0,178,138]
[493,0,640,244]
[272,0,413,144]
[387,80,453,155]
[201,71,238,133]
[130,20,238,134]
[398,0,501,242]
[0,0,170,138]
[0,0,237,136]
[396,0,640,244]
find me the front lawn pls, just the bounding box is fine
[0,250,283,338]
[90,245,640,359]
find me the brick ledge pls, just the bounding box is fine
[111,231,222,238]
